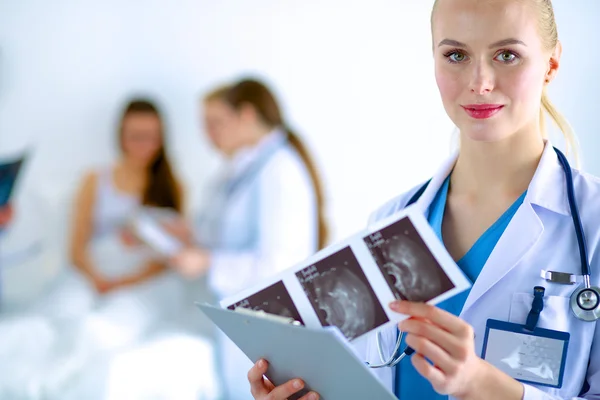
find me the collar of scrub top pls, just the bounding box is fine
[225,128,287,181]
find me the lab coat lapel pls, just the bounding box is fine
[413,150,458,212]
[461,142,567,314]
[461,201,543,314]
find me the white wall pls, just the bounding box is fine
[0,0,598,256]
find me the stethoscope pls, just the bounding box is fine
[368,146,600,369]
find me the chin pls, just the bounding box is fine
[456,119,513,144]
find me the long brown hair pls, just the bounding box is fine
[119,99,182,212]
[206,79,329,249]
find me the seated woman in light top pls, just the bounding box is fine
[0,99,188,396]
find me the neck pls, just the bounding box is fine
[229,124,275,157]
[120,158,149,177]
[245,123,274,147]
[451,129,545,199]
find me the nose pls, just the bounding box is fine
[469,61,495,95]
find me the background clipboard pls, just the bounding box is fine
[196,303,396,400]
[0,154,27,207]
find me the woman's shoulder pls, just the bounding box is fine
[565,168,600,286]
[573,167,600,194]
[262,144,312,184]
[76,164,115,195]
[572,168,600,216]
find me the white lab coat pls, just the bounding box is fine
[365,142,599,399]
[196,129,319,399]
[197,129,318,299]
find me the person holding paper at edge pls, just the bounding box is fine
[169,78,329,399]
[247,0,600,399]
[0,204,12,230]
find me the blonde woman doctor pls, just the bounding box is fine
[171,78,328,399]
[246,0,599,399]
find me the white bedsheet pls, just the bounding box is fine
[0,234,219,400]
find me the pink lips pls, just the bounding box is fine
[462,104,504,119]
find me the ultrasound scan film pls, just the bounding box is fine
[227,281,305,325]
[295,246,389,341]
[364,216,455,302]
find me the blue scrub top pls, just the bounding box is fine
[395,176,527,399]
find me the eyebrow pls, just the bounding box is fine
[437,38,527,48]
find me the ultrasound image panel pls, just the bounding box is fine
[227,281,304,325]
[364,216,455,302]
[295,246,389,341]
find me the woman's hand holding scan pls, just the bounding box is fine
[390,300,524,400]
[248,359,320,400]
[170,247,211,278]
[162,218,195,245]
[0,204,13,227]
[119,228,141,248]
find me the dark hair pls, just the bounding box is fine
[119,99,182,212]
[208,79,329,249]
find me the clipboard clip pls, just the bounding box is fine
[233,307,303,326]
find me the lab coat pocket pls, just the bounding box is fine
[508,292,571,331]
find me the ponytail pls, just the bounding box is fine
[284,128,329,249]
[540,89,579,166]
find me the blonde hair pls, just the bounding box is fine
[432,0,579,162]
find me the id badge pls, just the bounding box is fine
[481,319,570,388]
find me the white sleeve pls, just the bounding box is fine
[207,151,318,298]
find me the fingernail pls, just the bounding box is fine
[308,393,319,400]
[293,379,303,389]
[389,300,403,310]
[258,359,265,368]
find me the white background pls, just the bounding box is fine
[0,0,598,270]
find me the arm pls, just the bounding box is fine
[207,155,318,297]
[70,172,111,292]
[113,181,188,289]
[111,259,167,289]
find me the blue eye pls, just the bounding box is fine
[496,51,518,63]
[447,51,467,63]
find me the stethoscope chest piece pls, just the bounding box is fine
[571,286,600,322]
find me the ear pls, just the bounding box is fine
[545,40,562,84]
[238,102,257,123]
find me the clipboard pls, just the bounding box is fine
[196,303,396,400]
[124,207,184,257]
